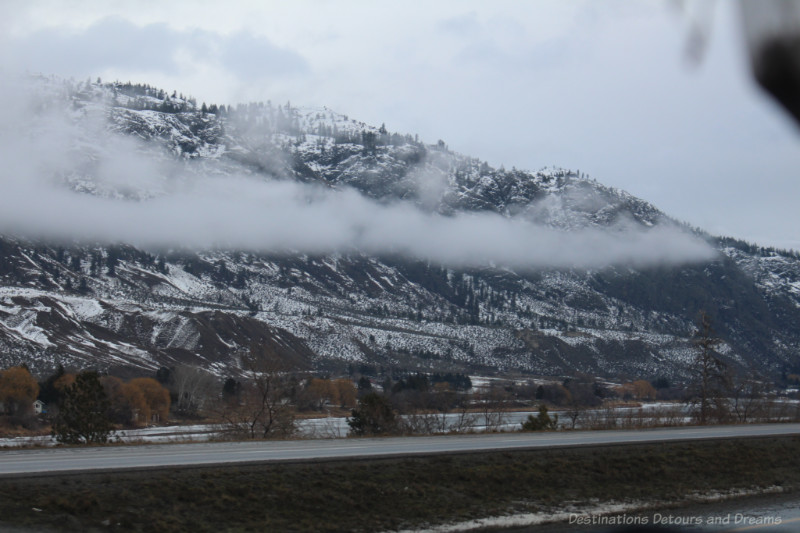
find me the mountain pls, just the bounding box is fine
[1,76,799,382]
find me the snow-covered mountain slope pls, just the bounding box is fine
[1,76,799,381]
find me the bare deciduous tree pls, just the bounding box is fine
[476,384,511,432]
[217,343,297,439]
[730,371,768,423]
[172,365,215,417]
[0,366,39,417]
[562,376,602,429]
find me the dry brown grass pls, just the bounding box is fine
[0,436,798,532]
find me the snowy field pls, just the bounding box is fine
[3,400,797,448]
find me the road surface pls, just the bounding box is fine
[1,423,798,477]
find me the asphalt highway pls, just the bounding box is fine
[1,423,798,477]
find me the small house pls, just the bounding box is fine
[33,400,46,415]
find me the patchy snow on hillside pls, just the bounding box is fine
[0,76,797,380]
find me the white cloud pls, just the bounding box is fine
[0,77,716,270]
[1,1,799,249]
[3,15,309,86]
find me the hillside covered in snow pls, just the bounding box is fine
[1,76,799,382]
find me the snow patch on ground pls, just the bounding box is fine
[389,487,789,533]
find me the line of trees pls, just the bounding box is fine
[345,312,800,436]
[1,310,796,443]
[0,364,172,441]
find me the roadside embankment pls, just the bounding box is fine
[0,436,798,532]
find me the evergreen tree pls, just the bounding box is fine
[521,405,558,431]
[106,249,118,277]
[222,377,241,403]
[38,364,66,405]
[347,392,399,436]
[691,311,729,424]
[52,371,112,444]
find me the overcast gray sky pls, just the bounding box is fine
[2,0,799,250]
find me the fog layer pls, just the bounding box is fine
[0,78,717,270]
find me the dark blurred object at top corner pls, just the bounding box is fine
[741,0,800,127]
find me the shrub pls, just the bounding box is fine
[521,405,559,431]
